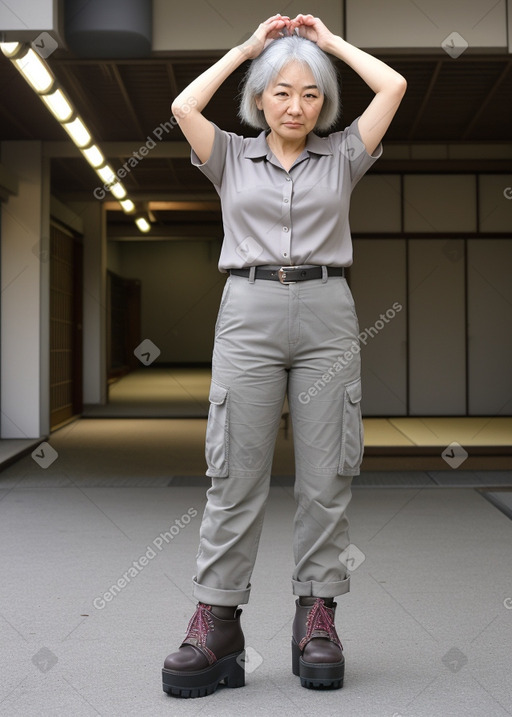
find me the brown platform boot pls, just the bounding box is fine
[162,603,245,698]
[292,597,345,689]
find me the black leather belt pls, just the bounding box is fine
[230,266,345,284]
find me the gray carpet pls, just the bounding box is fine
[0,419,511,716]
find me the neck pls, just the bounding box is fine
[266,131,307,157]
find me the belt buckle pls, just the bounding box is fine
[278,266,297,284]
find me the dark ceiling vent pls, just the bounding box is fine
[64,0,152,58]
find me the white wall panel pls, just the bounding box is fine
[346,0,507,51]
[153,0,342,51]
[350,239,407,415]
[350,175,402,233]
[408,239,466,415]
[479,175,512,232]
[1,142,49,438]
[468,240,512,415]
[404,175,477,233]
[119,239,224,363]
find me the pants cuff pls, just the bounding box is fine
[291,575,350,598]
[192,578,251,606]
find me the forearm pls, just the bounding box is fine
[324,35,406,95]
[171,45,251,116]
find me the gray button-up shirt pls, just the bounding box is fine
[191,117,382,272]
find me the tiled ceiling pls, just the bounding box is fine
[1,46,511,235]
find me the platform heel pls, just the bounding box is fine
[162,603,245,698]
[291,597,345,690]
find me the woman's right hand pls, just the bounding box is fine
[240,14,291,59]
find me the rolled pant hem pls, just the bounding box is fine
[292,576,350,598]
[192,578,251,606]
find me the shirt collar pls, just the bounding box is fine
[243,130,332,159]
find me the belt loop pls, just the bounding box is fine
[248,266,256,283]
[321,265,328,283]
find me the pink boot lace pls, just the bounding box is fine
[299,598,342,652]
[182,602,216,664]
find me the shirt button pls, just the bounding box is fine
[283,252,288,257]
[283,226,289,232]
[283,198,289,203]
[286,176,291,181]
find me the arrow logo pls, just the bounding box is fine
[31,32,58,59]
[441,32,468,59]
[442,647,467,673]
[134,339,161,366]
[338,543,366,571]
[31,442,58,469]
[32,647,58,673]
[441,442,468,469]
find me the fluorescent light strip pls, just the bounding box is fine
[135,216,151,233]
[110,182,127,200]
[81,144,105,169]
[62,116,91,148]
[41,88,73,122]
[96,164,116,184]
[1,41,147,232]
[15,48,53,93]
[120,199,135,213]
[0,42,21,58]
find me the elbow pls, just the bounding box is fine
[170,99,181,118]
[395,75,407,97]
[171,95,199,121]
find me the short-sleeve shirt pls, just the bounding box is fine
[191,117,382,272]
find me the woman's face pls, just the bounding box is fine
[256,61,324,142]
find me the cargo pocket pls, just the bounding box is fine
[205,381,230,477]
[338,378,364,475]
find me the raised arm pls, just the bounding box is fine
[292,14,407,156]
[171,15,290,164]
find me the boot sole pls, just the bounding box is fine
[162,650,245,698]
[291,638,344,690]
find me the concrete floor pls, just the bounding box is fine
[1,418,512,716]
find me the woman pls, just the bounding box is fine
[162,13,406,698]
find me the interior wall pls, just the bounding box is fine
[350,238,407,415]
[115,239,225,363]
[153,0,343,51]
[349,171,512,416]
[107,240,122,275]
[345,0,508,50]
[153,0,509,51]
[0,141,50,438]
[108,169,512,413]
[468,239,512,415]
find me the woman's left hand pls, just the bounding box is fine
[289,14,336,51]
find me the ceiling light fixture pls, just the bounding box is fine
[0,41,148,234]
[81,144,105,169]
[0,42,21,58]
[109,182,127,200]
[135,215,151,233]
[61,115,91,148]
[119,198,135,213]
[96,164,116,185]
[14,47,53,93]
[41,87,74,121]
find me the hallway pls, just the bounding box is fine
[1,416,511,716]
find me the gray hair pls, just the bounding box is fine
[238,35,340,132]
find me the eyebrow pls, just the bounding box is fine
[275,82,319,90]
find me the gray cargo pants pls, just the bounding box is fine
[192,270,363,606]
